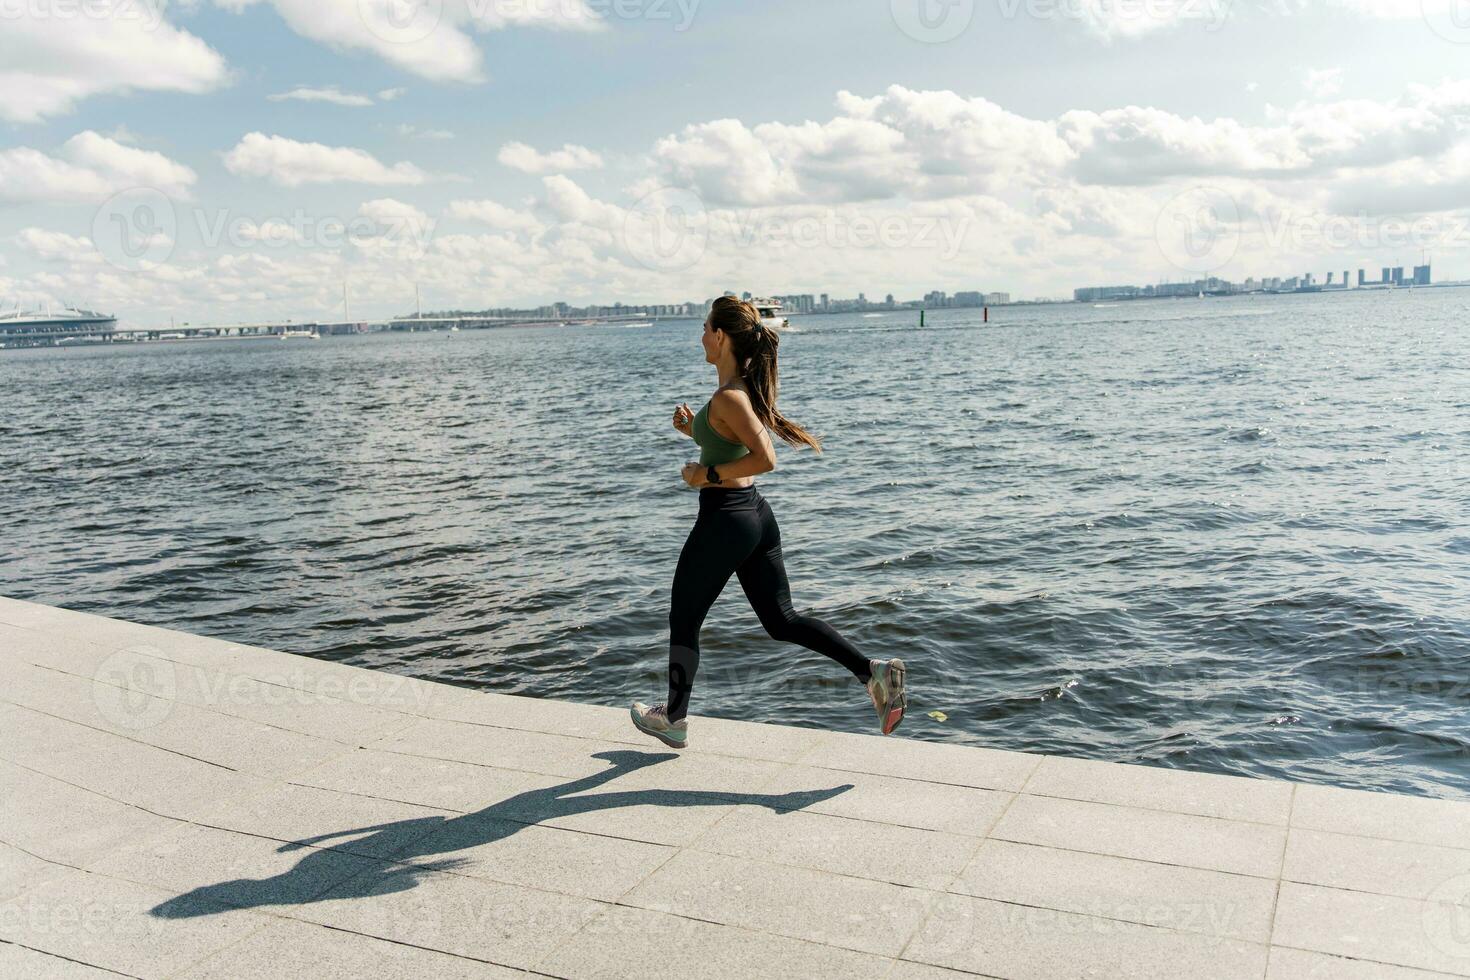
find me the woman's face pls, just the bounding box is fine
[701,315,719,364]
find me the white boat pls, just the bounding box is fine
[280,328,320,340]
[751,298,789,331]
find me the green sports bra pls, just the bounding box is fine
[692,398,751,466]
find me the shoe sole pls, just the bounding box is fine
[881,659,906,735]
[630,706,687,749]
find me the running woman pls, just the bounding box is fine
[631,296,907,749]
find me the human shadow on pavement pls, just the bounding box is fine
[151,748,854,918]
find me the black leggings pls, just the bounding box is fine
[666,484,871,721]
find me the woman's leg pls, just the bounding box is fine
[666,508,760,721]
[736,496,872,682]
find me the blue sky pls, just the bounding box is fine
[3,0,1470,323]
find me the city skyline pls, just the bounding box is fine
[1075,261,1442,302]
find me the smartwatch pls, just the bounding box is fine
[705,464,722,485]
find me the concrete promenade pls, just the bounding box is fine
[2,594,1469,979]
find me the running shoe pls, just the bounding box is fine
[865,658,907,735]
[630,701,688,748]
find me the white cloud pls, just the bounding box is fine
[14,228,100,263]
[651,86,1070,207]
[538,174,624,230]
[1303,68,1344,99]
[448,199,543,233]
[1073,0,1228,39]
[1330,0,1444,17]
[356,198,436,248]
[223,133,430,186]
[0,7,228,123]
[268,86,376,107]
[397,125,456,141]
[498,142,605,174]
[0,132,197,205]
[1326,141,1470,214]
[64,133,198,195]
[232,219,305,244]
[0,149,119,205]
[1060,82,1470,184]
[1062,0,1459,41]
[378,88,407,101]
[359,198,429,225]
[211,0,604,84]
[1059,107,1307,183]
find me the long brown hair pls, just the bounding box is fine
[708,296,822,453]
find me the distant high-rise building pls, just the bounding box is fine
[1358,269,1367,286]
[1382,267,1393,285]
[1414,264,1432,285]
[1392,267,1405,286]
[1344,271,1350,288]
[819,293,829,311]
[1074,286,1142,302]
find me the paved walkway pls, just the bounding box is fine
[2,594,1469,979]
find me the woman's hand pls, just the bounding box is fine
[672,402,694,437]
[681,461,705,487]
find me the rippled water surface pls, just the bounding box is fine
[4,290,1468,797]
